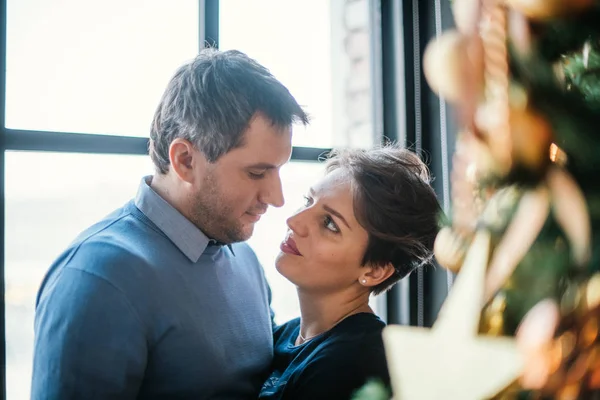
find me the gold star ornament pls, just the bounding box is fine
[382,230,524,400]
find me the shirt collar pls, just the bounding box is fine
[134,176,234,262]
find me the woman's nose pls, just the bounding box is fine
[286,210,309,237]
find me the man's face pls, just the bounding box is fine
[189,114,292,243]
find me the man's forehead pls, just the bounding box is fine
[225,149,290,169]
[233,140,292,167]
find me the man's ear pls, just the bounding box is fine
[169,138,205,183]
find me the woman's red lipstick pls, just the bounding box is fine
[280,236,302,256]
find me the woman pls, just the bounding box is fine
[259,145,442,400]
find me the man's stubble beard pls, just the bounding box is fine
[188,175,250,244]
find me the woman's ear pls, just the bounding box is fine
[358,263,396,287]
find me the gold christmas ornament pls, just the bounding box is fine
[480,0,510,103]
[423,30,469,102]
[516,299,561,390]
[434,226,469,273]
[474,101,512,174]
[508,107,554,173]
[522,275,600,396]
[505,0,594,20]
[585,274,600,310]
[452,0,480,34]
[480,292,508,336]
[451,133,500,231]
[550,143,568,166]
[478,185,521,232]
[475,0,513,173]
[546,167,591,267]
[484,185,551,303]
[507,8,533,56]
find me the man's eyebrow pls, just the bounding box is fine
[246,163,277,169]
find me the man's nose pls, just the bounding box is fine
[261,174,285,208]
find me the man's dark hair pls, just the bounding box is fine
[149,48,309,173]
[326,145,442,295]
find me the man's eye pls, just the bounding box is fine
[248,172,266,179]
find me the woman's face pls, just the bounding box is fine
[275,168,371,294]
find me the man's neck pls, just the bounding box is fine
[150,174,191,220]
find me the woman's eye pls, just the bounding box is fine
[324,216,339,233]
[303,195,313,207]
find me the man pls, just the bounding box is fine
[31,48,309,399]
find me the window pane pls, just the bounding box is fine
[219,0,382,149]
[248,162,325,324]
[5,152,153,400]
[5,0,199,136]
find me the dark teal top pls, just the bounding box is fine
[260,313,390,400]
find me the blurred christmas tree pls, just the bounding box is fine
[355,0,600,399]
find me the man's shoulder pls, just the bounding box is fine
[75,201,158,244]
[230,241,258,257]
[230,242,264,269]
[52,202,163,282]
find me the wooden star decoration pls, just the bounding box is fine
[383,230,524,400]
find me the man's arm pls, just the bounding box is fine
[32,266,147,400]
[266,280,277,332]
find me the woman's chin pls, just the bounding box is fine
[275,255,295,280]
[275,250,295,264]
[274,254,284,271]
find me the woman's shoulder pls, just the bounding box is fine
[287,313,390,399]
[274,317,301,333]
[309,313,388,366]
[330,312,386,341]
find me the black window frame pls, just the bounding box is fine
[382,0,457,329]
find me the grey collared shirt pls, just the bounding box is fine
[134,175,228,260]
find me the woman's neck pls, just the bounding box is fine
[296,289,373,345]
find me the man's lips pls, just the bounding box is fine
[245,211,265,222]
[280,236,302,256]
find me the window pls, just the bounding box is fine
[5,0,199,136]
[5,152,153,400]
[247,162,325,323]
[4,1,199,397]
[2,1,391,398]
[219,0,382,149]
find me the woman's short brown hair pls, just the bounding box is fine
[325,145,442,295]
